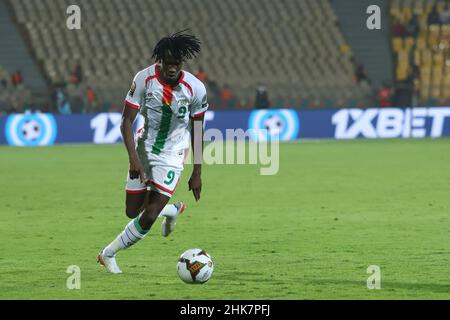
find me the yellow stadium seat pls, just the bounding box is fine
[404,37,415,50]
[420,67,431,83]
[431,86,441,99]
[416,36,427,50]
[392,37,403,52]
[414,50,421,65]
[441,25,450,36]
[422,50,433,66]
[429,24,441,34]
[434,53,445,67]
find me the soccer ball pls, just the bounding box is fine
[176,248,214,284]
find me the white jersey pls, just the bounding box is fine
[124,63,208,155]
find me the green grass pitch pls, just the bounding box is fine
[0,139,449,299]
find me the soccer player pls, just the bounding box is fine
[97,31,208,274]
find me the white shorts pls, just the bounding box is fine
[126,148,187,198]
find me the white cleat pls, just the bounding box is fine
[97,249,122,274]
[161,201,186,237]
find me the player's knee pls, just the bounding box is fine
[125,208,139,219]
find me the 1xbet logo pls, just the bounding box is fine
[332,108,450,139]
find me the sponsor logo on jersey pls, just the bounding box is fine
[178,99,189,107]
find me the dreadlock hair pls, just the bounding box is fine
[152,30,201,62]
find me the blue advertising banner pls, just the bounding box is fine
[1,107,450,146]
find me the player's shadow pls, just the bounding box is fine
[310,279,450,294]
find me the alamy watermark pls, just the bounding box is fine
[367,265,381,289]
[367,5,381,30]
[66,265,81,290]
[186,121,280,176]
[66,5,81,30]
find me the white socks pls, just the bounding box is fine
[103,203,179,257]
[104,217,148,257]
[158,204,178,219]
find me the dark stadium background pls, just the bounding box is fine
[1,0,448,113]
[1,0,450,302]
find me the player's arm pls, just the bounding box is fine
[121,106,145,183]
[188,83,208,201]
[189,114,204,201]
[121,73,146,183]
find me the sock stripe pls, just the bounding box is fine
[127,226,142,240]
[133,217,148,235]
[119,235,127,247]
[124,230,137,244]
[125,228,134,241]
[104,217,149,257]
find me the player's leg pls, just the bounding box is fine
[124,171,147,218]
[96,173,147,273]
[125,191,146,218]
[97,156,184,273]
[97,190,169,274]
[139,191,170,229]
[148,162,185,237]
[98,164,183,273]
[157,147,190,232]
[126,183,184,220]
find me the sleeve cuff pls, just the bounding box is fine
[124,100,140,110]
[191,110,207,119]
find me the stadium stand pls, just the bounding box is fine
[390,0,450,106]
[332,0,394,91]
[0,64,32,113]
[5,0,373,112]
[0,0,43,113]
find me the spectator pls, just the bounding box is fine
[393,18,406,37]
[354,63,369,84]
[411,87,421,108]
[221,84,232,108]
[0,87,7,114]
[428,5,441,25]
[378,83,394,107]
[406,14,420,37]
[70,64,82,84]
[0,66,9,88]
[195,66,207,83]
[440,7,450,24]
[411,63,420,83]
[16,84,32,112]
[255,84,270,109]
[86,86,97,112]
[66,82,85,113]
[55,87,71,114]
[11,70,23,86]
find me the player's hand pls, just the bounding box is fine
[188,172,202,201]
[129,157,146,183]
